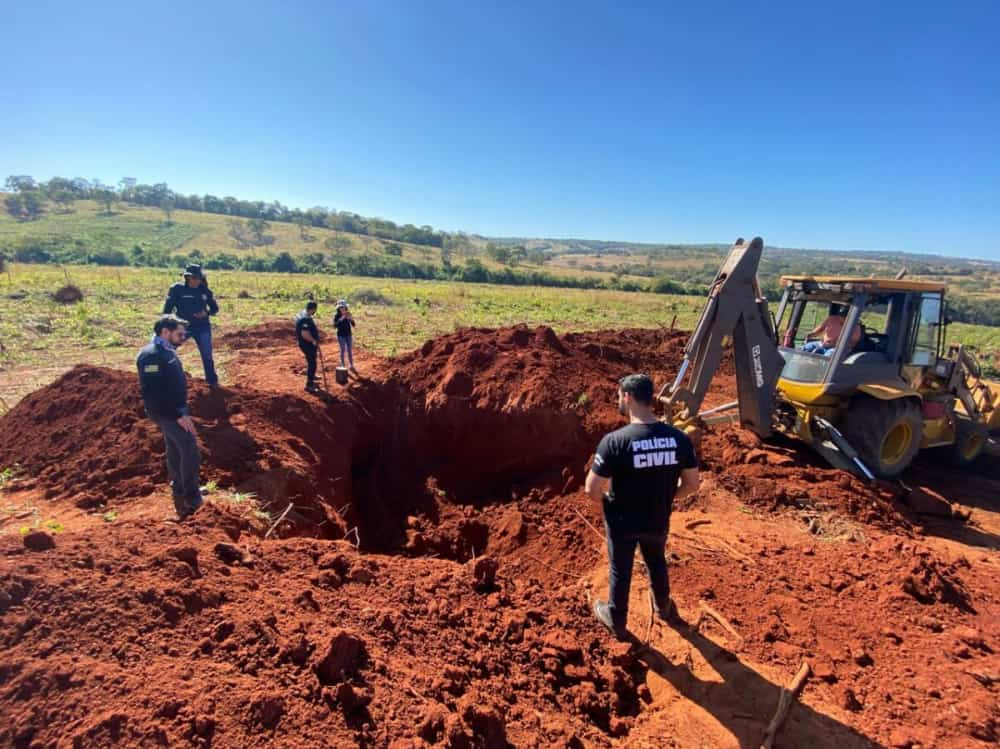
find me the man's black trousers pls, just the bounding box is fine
[299,342,317,385]
[606,524,670,627]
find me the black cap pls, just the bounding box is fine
[183,264,205,279]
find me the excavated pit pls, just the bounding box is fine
[0,323,918,557]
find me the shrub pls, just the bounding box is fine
[352,287,393,306]
[53,284,84,304]
[89,249,129,266]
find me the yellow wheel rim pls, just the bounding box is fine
[962,431,985,461]
[881,421,913,466]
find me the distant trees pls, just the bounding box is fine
[527,248,548,266]
[227,218,274,249]
[247,218,273,245]
[227,219,253,249]
[4,175,37,192]
[508,245,528,266]
[272,251,296,273]
[118,177,137,202]
[160,196,176,224]
[485,242,528,266]
[4,191,46,221]
[324,235,352,255]
[4,172,451,250]
[485,242,511,264]
[294,215,312,240]
[92,186,117,215]
[384,242,403,257]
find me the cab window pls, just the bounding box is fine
[908,293,942,366]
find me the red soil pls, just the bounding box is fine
[1,322,997,748]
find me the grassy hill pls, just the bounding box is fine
[0,199,441,265]
[3,193,999,322]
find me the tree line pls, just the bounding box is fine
[3,174,447,248]
[2,235,705,296]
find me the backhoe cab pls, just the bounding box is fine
[773,275,1000,477]
[665,238,1000,481]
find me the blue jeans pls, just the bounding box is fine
[803,340,834,356]
[338,335,354,367]
[186,325,218,385]
[606,525,670,627]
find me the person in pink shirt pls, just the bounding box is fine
[803,307,860,355]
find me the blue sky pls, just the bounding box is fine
[2,1,998,259]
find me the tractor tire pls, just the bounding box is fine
[949,414,988,467]
[839,396,922,479]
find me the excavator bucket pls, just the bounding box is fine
[664,237,785,436]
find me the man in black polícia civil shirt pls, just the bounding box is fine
[163,264,220,387]
[295,301,321,391]
[585,373,700,638]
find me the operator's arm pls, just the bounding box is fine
[808,318,828,337]
[300,329,317,345]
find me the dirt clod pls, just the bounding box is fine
[22,530,55,551]
[313,630,368,685]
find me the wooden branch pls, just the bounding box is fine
[684,519,712,531]
[264,502,294,539]
[761,661,811,749]
[695,601,744,648]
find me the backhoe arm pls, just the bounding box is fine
[660,237,785,437]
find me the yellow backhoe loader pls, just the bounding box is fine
[662,237,1000,479]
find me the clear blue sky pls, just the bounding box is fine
[2,1,998,259]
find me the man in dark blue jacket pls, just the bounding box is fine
[137,314,203,520]
[295,301,321,391]
[163,264,220,387]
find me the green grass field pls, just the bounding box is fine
[0,263,705,407]
[2,263,998,410]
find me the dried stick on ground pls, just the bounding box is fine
[761,661,811,749]
[264,502,294,539]
[696,601,745,648]
[684,518,712,531]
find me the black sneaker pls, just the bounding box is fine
[305,382,319,392]
[594,600,629,640]
[655,599,687,628]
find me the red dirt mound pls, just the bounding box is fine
[698,426,912,531]
[0,503,648,748]
[0,366,375,534]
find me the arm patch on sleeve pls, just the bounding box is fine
[143,364,160,373]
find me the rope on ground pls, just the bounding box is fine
[573,508,604,542]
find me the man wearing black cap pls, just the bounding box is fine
[295,301,321,391]
[137,314,203,520]
[585,373,700,639]
[163,264,220,387]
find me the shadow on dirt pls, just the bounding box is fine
[634,627,881,749]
